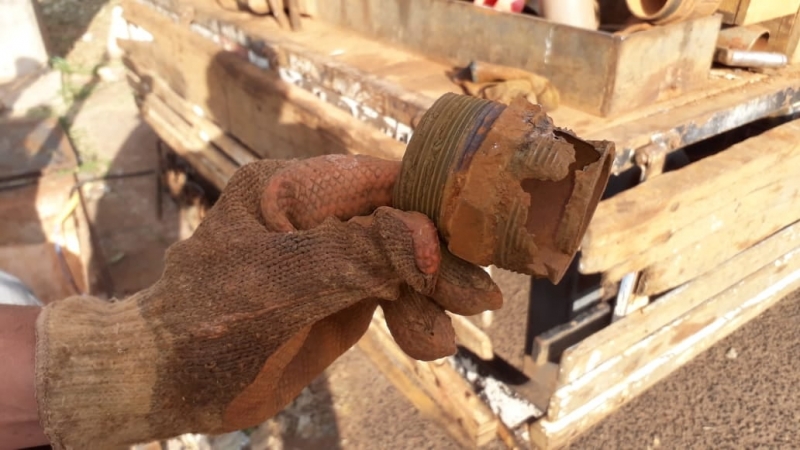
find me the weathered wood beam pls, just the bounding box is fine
[640,175,800,295]
[358,312,498,448]
[580,119,800,275]
[141,93,237,190]
[122,0,406,162]
[601,172,800,283]
[530,242,800,448]
[558,219,800,387]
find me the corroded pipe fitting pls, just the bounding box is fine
[393,93,614,284]
[717,25,770,51]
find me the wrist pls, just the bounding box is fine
[0,305,48,449]
[36,291,169,449]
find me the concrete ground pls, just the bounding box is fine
[8,2,800,449]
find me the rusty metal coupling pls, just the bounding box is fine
[393,93,614,284]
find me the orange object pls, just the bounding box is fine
[394,93,614,283]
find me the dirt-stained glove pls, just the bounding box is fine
[35,155,502,449]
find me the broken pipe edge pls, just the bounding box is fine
[394,93,615,284]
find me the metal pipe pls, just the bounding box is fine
[714,48,788,68]
[625,0,721,24]
[717,25,771,51]
[393,93,615,284]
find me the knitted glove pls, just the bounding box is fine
[35,155,502,449]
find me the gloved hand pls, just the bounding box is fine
[36,155,502,449]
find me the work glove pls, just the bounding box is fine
[35,155,502,449]
[452,61,561,111]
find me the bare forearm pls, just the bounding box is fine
[0,305,48,449]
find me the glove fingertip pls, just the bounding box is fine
[434,281,503,316]
[371,207,440,296]
[431,250,504,315]
[375,207,440,275]
[380,291,456,362]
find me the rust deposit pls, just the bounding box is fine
[393,93,615,284]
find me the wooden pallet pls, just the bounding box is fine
[119,1,800,448]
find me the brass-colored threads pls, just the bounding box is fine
[421,96,488,220]
[394,102,442,219]
[416,95,470,221]
[394,93,501,227]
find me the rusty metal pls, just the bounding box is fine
[149,0,800,178]
[717,24,771,51]
[625,0,722,24]
[312,0,721,117]
[394,93,614,283]
[142,0,800,176]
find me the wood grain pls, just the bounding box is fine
[640,177,800,295]
[122,0,406,162]
[141,93,237,190]
[580,119,800,274]
[718,0,800,25]
[558,220,800,388]
[533,244,800,446]
[450,314,494,361]
[602,173,800,282]
[145,70,259,167]
[358,312,498,447]
[128,0,800,176]
[762,7,800,65]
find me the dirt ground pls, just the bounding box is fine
[9,1,800,449]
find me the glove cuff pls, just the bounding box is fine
[35,292,162,449]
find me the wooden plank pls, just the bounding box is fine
[0,174,87,303]
[146,72,259,167]
[602,173,800,282]
[141,93,237,190]
[133,0,800,174]
[121,0,407,161]
[142,0,439,130]
[579,119,800,274]
[607,15,719,116]
[450,314,494,361]
[763,8,800,65]
[530,247,800,448]
[548,243,800,421]
[358,312,498,448]
[558,220,800,387]
[718,0,800,26]
[126,62,257,168]
[314,0,613,116]
[581,66,800,173]
[216,52,407,160]
[640,177,800,295]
